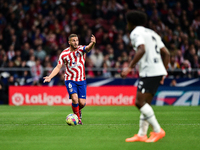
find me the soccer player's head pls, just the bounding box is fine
[126,10,147,31]
[68,34,79,49]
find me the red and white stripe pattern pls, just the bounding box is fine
[58,46,86,81]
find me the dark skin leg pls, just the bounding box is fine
[135,91,154,109]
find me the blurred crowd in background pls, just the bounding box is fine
[0,0,200,88]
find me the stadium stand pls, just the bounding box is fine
[0,0,200,84]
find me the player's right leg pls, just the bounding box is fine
[126,113,149,142]
[65,81,81,120]
[70,93,80,120]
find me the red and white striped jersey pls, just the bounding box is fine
[58,45,87,81]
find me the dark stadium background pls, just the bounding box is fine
[0,0,200,105]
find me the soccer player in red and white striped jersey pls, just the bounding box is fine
[43,34,96,125]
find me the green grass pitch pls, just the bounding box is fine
[0,106,200,150]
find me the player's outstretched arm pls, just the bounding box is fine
[43,63,62,83]
[85,35,96,52]
[160,47,170,70]
[121,44,145,78]
[160,47,170,84]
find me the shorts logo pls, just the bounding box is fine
[70,88,73,92]
[139,81,143,85]
[68,83,72,88]
[138,81,143,89]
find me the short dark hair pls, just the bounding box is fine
[126,11,147,26]
[68,34,78,40]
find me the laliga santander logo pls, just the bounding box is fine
[87,94,135,105]
[12,93,24,106]
[11,92,71,106]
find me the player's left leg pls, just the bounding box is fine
[78,98,86,119]
[77,84,87,125]
[79,102,86,119]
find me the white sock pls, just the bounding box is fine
[140,103,161,133]
[138,113,149,136]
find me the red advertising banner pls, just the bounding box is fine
[9,86,137,106]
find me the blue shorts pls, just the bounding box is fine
[65,80,87,99]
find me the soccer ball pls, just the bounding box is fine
[66,113,79,126]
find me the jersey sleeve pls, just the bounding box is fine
[130,33,145,51]
[78,45,87,53]
[157,37,165,49]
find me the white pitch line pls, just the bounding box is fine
[0,123,199,126]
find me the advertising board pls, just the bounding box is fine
[9,86,137,106]
[152,87,200,106]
